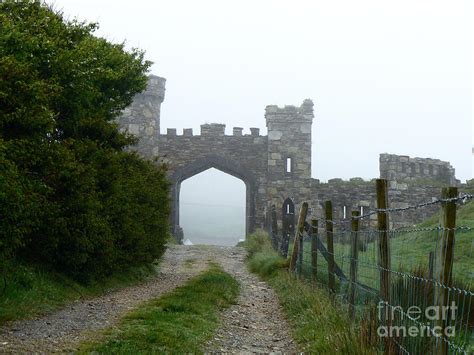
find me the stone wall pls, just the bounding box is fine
[311,177,445,229]
[380,153,459,186]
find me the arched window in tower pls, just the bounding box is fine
[282,197,295,215]
[282,197,295,235]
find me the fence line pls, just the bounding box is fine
[270,179,473,355]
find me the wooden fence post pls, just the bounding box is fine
[434,187,457,355]
[298,229,304,277]
[271,205,279,251]
[349,210,360,321]
[325,201,335,293]
[289,202,308,272]
[376,179,391,351]
[311,219,318,285]
[428,251,434,281]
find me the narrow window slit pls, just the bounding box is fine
[286,158,292,173]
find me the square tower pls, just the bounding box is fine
[265,99,314,211]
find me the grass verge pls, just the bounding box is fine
[244,231,376,354]
[0,261,160,325]
[79,264,239,353]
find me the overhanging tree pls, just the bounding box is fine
[0,0,169,281]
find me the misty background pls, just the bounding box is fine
[52,0,472,245]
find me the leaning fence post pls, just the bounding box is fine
[434,187,457,355]
[376,179,391,351]
[311,219,318,285]
[271,205,279,251]
[349,210,360,321]
[289,202,308,272]
[325,201,335,293]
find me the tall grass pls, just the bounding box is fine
[243,232,376,354]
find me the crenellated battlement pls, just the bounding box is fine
[265,99,314,123]
[161,125,263,137]
[380,153,459,185]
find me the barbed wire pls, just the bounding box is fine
[316,193,474,226]
[314,226,473,235]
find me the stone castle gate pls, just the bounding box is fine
[118,75,315,239]
[118,75,462,240]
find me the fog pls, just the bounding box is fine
[180,169,246,245]
[51,0,473,244]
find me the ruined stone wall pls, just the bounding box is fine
[311,153,464,229]
[380,153,459,186]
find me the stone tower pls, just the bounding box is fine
[118,75,166,158]
[265,100,314,214]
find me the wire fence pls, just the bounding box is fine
[271,180,473,355]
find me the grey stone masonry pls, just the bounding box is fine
[265,100,314,225]
[380,153,459,186]
[117,75,166,158]
[117,76,316,239]
[117,75,464,240]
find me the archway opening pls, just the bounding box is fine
[179,168,246,246]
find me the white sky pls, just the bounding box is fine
[52,0,473,182]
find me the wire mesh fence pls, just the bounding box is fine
[273,181,473,354]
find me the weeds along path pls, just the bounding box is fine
[0,245,296,353]
[208,247,297,353]
[0,245,212,353]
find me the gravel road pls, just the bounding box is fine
[0,245,296,354]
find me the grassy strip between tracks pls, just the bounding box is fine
[79,263,239,353]
[244,231,376,354]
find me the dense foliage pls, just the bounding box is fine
[0,1,169,281]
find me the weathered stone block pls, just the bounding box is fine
[128,124,139,135]
[300,123,311,134]
[250,128,260,136]
[268,131,282,140]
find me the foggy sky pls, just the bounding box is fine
[52,0,472,182]
[49,0,473,244]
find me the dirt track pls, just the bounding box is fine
[0,245,296,354]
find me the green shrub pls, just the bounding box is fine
[242,230,274,256]
[0,1,169,282]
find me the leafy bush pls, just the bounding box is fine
[0,1,169,282]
